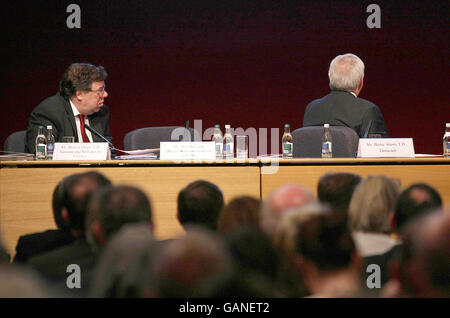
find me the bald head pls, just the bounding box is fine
[260,184,315,239]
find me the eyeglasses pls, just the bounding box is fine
[89,86,107,97]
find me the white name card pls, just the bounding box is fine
[160,142,215,160]
[53,142,111,160]
[357,138,415,158]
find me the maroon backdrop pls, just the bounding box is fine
[2,1,449,154]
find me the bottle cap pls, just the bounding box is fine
[46,125,52,130]
[225,125,230,129]
[324,124,330,128]
[214,124,220,128]
[284,124,290,128]
[446,123,450,128]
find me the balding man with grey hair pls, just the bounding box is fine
[260,184,315,241]
[303,53,389,138]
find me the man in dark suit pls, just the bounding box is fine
[28,171,112,297]
[13,174,77,263]
[25,63,112,154]
[303,53,389,138]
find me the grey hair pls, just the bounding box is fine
[328,53,365,91]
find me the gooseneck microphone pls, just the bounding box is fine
[84,124,116,151]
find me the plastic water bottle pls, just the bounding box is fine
[282,124,293,158]
[321,123,333,158]
[223,125,234,159]
[212,124,223,159]
[35,126,47,160]
[46,125,55,160]
[443,123,450,158]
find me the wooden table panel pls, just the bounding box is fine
[0,165,260,256]
[262,164,450,206]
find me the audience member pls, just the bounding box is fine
[364,183,444,288]
[86,185,154,254]
[348,175,401,257]
[28,171,111,296]
[317,172,362,214]
[217,196,261,235]
[0,241,10,264]
[150,226,235,297]
[348,175,402,293]
[13,174,78,263]
[89,222,157,298]
[177,180,224,232]
[382,210,450,297]
[0,264,55,297]
[393,183,443,233]
[289,203,366,297]
[223,227,287,297]
[260,184,315,241]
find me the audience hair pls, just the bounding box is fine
[397,210,450,297]
[86,185,153,252]
[52,173,81,231]
[90,222,156,298]
[151,226,234,297]
[177,180,224,231]
[348,175,401,234]
[317,172,362,213]
[295,210,355,271]
[394,183,442,231]
[63,171,112,233]
[217,196,261,235]
[260,184,315,240]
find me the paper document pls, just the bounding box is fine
[114,148,160,155]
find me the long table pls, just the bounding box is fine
[1,157,449,256]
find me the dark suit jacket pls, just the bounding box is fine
[302,90,389,138]
[25,93,112,154]
[28,238,97,297]
[13,229,75,264]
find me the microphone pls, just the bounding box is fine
[363,120,372,138]
[84,124,116,150]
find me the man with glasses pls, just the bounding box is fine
[25,63,112,153]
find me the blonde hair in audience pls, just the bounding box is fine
[349,175,401,233]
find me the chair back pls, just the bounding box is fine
[123,126,201,150]
[292,126,359,158]
[3,130,26,153]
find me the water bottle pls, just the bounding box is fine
[46,125,55,160]
[282,124,293,158]
[212,124,224,159]
[223,124,234,159]
[443,123,450,158]
[321,123,333,158]
[35,126,47,160]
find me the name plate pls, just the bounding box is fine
[53,142,110,160]
[357,138,415,158]
[160,142,215,160]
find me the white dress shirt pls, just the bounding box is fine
[70,100,93,142]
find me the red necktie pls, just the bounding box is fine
[78,114,90,143]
